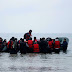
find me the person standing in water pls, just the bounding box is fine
[63,38,68,53]
[24,30,32,41]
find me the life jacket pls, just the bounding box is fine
[33,44,39,52]
[34,39,37,42]
[7,41,13,49]
[0,40,2,48]
[18,40,21,44]
[54,41,60,48]
[48,41,53,48]
[28,40,33,48]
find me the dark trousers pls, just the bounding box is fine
[54,48,60,53]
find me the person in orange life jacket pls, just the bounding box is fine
[33,37,37,44]
[33,41,40,53]
[0,37,3,51]
[48,38,54,53]
[27,38,33,53]
[7,38,13,52]
[63,38,68,53]
[24,30,32,41]
[54,38,60,53]
[40,37,48,53]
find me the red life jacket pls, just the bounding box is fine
[28,40,33,48]
[7,41,13,49]
[33,44,39,52]
[54,41,60,48]
[48,41,53,48]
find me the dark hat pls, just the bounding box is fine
[29,30,32,32]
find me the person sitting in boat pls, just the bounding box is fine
[63,38,68,53]
[24,30,32,41]
[54,38,60,53]
[40,37,48,53]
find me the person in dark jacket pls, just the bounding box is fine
[24,30,32,41]
[0,37,3,51]
[40,37,48,53]
[63,38,68,53]
[20,39,29,54]
[2,39,7,52]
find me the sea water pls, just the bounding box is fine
[0,33,72,72]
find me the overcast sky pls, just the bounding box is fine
[0,0,72,33]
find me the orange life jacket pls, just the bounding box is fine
[33,44,39,52]
[28,40,33,48]
[7,41,13,49]
[54,41,60,48]
[48,41,53,48]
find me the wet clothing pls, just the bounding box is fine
[20,42,28,54]
[33,44,40,53]
[48,41,53,48]
[63,41,68,52]
[54,41,60,53]
[24,32,32,41]
[2,42,7,52]
[54,41,60,48]
[28,40,33,53]
[7,41,13,49]
[40,40,48,53]
[17,40,22,51]
[28,40,33,48]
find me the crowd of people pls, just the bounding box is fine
[0,30,68,54]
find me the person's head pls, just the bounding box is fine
[4,39,7,42]
[64,38,66,41]
[10,38,12,41]
[40,38,42,41]
[34,37,36,40]
[42,37,45,40]
[20,38,22,41]
[49,38,52,41]
[22,39,24,42]
[29,30,32,34]
[11,37,15,41]
[55,37,59,41]
[15,38,17,42]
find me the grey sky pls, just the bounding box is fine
[0,0,72,33]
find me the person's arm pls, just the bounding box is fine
[26,43,29,47]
